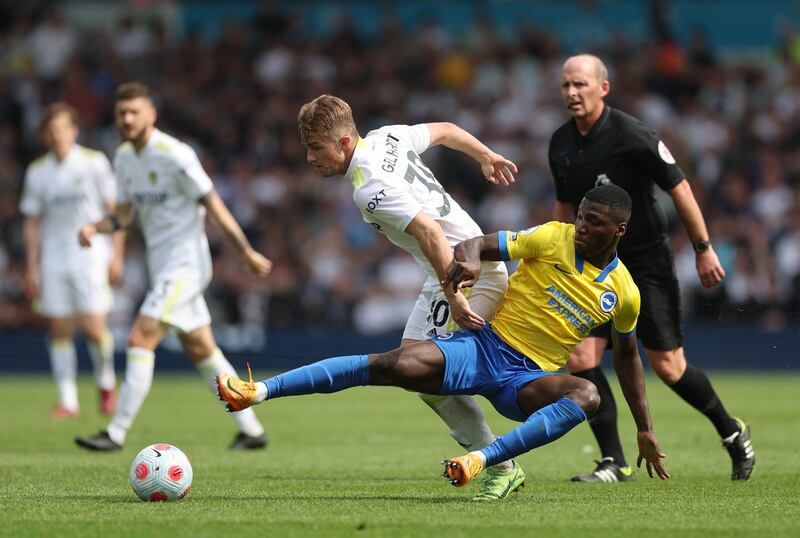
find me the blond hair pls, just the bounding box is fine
[297,95,358,145]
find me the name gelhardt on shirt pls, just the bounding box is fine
[545,284,598,334]
[381,133,399,172]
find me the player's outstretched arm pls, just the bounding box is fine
[611,331,670,480]
[200,190,272,278]
[426,122,517,186]
[78,203,135,247]
[406,211,484,330]
[668,179,725,288]
[443,233,502,293]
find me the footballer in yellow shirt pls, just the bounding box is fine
[216,184,669,494]
[490,220,640,372]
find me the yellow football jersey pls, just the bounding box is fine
[490,221,640,371]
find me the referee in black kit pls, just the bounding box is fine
[548,54,754,482]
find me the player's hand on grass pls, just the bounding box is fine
[78,224,96,247]
[636,431,670,480]
[442,259,482,293]
[242,249,273,278]
[23,269,39,301]
[446,289,485,330]
[481,152,517,186]
[696,246,725,288]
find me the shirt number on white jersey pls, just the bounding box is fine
[427,298,450,328]
[404,151,451,217]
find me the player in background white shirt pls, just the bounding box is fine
[297,95,523,500]
[74,82,272,451]
[20,103,124,420]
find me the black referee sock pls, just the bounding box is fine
[573,366,627,467]
[668,363,739,438]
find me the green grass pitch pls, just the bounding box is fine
[1,371,798,537]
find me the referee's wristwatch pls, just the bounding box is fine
[693,240,711,253]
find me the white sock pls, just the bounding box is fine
[49,339,79,411]
[419,393,513,473]
[107,347,155,445]
[194,349,265,437]
[87,330,116,391]
[470,450,488,467]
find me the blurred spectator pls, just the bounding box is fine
[1,2,799,336]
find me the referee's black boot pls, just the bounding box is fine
[723,418,755,480]
[571,457,635,483]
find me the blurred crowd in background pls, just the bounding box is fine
[1,1,799,340]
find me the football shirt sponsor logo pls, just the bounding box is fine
[364,189,387,214]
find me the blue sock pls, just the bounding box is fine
[263,355,369,399]
[481,398,587,467]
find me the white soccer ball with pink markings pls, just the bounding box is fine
[129,443,193,502]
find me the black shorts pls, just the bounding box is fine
[589,244,683,351]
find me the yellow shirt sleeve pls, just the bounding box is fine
[612,281,640,337]
[501,222,562,261]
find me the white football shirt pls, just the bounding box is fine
[20,145,114,273]
[344,124,506,285]
[113,129,213,280]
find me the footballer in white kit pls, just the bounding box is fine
[75,82,272,452]
[298,95,525,500]
[22,145,115,317]
[21,103,121,420]
[348,124,508,339]
[113,128,214,333]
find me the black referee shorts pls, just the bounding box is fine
[589,244,683,351]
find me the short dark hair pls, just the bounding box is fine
[583,184,632,223]
[115,81,152,102]
[40,102,78,131]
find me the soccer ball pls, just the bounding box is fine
[129,443,193,502]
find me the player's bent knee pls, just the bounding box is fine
[127,318,162,349]
[648,350,685,384]
[652,363,683,384]
[569,379,600,416]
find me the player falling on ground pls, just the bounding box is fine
[21,102,124,420]
[550,54,754,482]
[75,82,271,451]
[218,184,671,494]
[297,95,522,500]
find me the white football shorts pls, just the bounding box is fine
[402,270,508,341]
[139,274,211,333]
[38,267,112,318]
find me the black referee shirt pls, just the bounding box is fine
[548,105,685,258]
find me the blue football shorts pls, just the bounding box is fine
[431,325,558,422]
